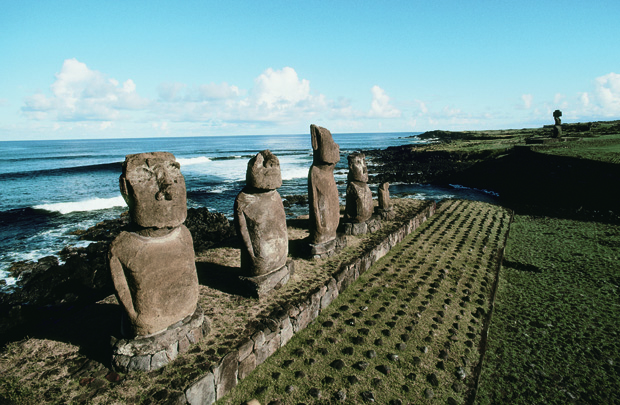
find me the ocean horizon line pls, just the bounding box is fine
[0,131,422,143]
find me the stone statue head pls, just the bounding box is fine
[553,109,562,118]
[119,152,187,229]
[246,150,282,190]
[311,124,340,165]
[347,152,368,182]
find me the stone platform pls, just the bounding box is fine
[239,260,295,299]
[343,216,382,236]
[111,306,209,373]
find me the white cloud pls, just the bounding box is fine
[251,67,311,108]
[22,58,149,121]
[522,94,533,109]
[368,85,401,118]
[594,72,620,115]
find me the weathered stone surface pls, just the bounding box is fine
[111,307,206,372]
[109,225,199,337]
[345,153,373,223]
[185,372,215,405]
[345,181,373,223]
[120,152,187,229]
[257,334,281,365]
[308,124,340,245]
[239,261,292,298]
[378,182,391,210]
[216,351,238,399]
[235,151,288,277]
[347,152,369,183]
[246,150,282,190]
[238,352,256,380]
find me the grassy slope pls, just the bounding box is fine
[477,215,620,404]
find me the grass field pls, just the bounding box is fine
[477,215,620,404]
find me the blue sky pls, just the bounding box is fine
[1,0,619,140]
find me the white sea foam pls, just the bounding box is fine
[177,156,212,166]
[34,195,126,214]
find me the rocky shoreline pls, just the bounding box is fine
[0,208,236,345]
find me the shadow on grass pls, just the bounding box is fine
[195,261,253,298]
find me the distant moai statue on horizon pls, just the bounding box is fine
[308,124,341,256]
[234,150,292,297]
[553,109,562,138]
[345,152,373,223]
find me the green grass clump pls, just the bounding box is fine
[477,215,620,404]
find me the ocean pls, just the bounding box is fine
[0,132,498,289]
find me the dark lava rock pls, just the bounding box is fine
[347,375,360,384]
[381,329,391,337]
[354,361,369,370]
[374,338,384,346]
[295,371,306,378]
[387,353,399,362]
[346,318,356,326]
[448,397,459,405]
[285,385,296,394]
[436,361,445,370]
[452,382,465,392]
[351,336,365,345]
[361,391,375,402]
[342,347,354,355]
[322,376,334,385]
[308,388,321,398]
[334,390,346,402]
[330,359,345,370]
[424,388,434,399]
[372,377,382,386]
[185,208,236,252]
[366,350,377,359]
[386,321,397,328]
[305,358,316,366]
[377,364,391,375]
[439,349,449,359]
[389,400,403,405]
[396,343,407,351]
[268,400,282,405]
[365,320,376,326]
[317,347,328,356]
[339,305,350,311]
[282,360,294,368]
[293,348,304,357]
[427,373,440,386]
[412,357,421,366]
[322,320,334,328]
[358,328,370,336]
[400,333,411,342]
[406,373,417,381]
[272,372,281,380]
[455,367,467,380]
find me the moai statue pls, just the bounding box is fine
[553,109,562,138]
[109,152,199,338]
[377,182,395,220]
[378,182,391,211]
[345,152,373,223]
[308,124,340,254]
[234,150,290,291]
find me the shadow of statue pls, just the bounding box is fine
[195,261,253,298]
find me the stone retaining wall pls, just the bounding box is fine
[181,201,436,404]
